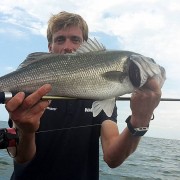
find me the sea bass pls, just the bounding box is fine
[0,39,166,117]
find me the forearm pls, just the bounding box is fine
[102,77,162,168]
[103,127,141,168]
[9,130,36,164]
[101,120,141,168]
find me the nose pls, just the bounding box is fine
[64,47,73,54]
[63,39,74,54]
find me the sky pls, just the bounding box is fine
[0,0,179,140]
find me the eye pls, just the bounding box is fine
[71,36,82,44]
[54,36,65,44]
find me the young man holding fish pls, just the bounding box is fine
[5,11,163,179]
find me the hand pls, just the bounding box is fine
[5,84,52,134]
[130,77,161,127]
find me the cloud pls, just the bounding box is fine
[5,66,15,71]
[1,2,179,48]
[0,0,179,139]
[0,27,27,38]
[0,1,179,81]
[0,1,179,79]
[0,66,16,77]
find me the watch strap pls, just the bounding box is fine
[125,116,149,136]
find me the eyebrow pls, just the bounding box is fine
[53,35,83,42]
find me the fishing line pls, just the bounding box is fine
[36,123,102,134]
[1,92,179,133]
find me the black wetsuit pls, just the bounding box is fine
[10,99,117,180]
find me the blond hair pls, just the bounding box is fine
[47,11,88,43]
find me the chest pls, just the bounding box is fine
[39,100,98,131]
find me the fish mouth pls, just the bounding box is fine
[128,60,141,87]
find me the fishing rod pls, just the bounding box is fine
[0,92,180,104]
[42,95,180,101]
[0,91,179,149]
[0,92,77,104]
[116,97,180,101]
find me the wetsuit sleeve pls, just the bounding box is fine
[10,160,30,180]
[97,103,117,124]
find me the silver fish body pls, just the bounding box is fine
[0,39,166,116]
[0,51,135,98]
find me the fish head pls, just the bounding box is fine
[154,65,166,88]
[129,54,166,88]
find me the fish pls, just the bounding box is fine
[0,38,166,117]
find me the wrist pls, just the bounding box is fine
[18,130,35,144]
[130,115,150,127]
[125,116,149,136]
[15,130,36,163]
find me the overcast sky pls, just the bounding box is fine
[0,0,180,140]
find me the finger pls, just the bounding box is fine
[21,84,52,109]
[142,77,161,93]
[29,100,50,115]
[5,92,25,112]
[11,100,50,129]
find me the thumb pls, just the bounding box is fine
[143,77,161,93]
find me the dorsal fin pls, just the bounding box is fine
[75,38,106,54]
[17,38,106,69]
[17,52,52,69]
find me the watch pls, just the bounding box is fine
[125,116,149,136]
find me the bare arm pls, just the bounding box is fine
[101,121,141,168]
[101,78,161,168]
[5,84,52,163]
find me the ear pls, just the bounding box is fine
[48,42,52,53]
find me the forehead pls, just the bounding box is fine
[53,26,83,38]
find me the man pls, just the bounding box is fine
[6,11,161,180]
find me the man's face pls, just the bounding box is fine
[48,26,84,54]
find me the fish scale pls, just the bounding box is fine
[0,38,166,117]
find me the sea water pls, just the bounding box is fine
[0,121,179,180]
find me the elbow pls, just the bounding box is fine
[103,149,135,168]
[103,154,125,168]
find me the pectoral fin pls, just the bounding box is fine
[102,71,126,82]
[92,98,116,117]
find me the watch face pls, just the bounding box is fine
[133,127,149,136]
[134,127,149,131]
